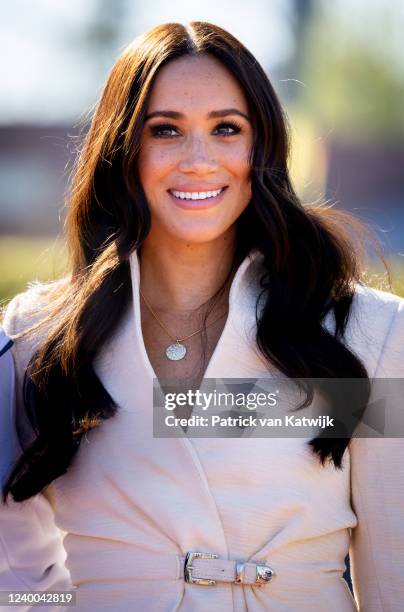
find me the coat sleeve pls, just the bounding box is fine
[0,295,74,601]
[349,297,404,611]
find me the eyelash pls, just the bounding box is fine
[149,121,243,139]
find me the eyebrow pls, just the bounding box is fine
[144,108,250,122]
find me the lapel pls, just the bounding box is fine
[90,247,275,558]
[63,249,355,569]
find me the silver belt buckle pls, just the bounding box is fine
[184,551,219,586]
[255,563,275,585]
[235,561,275,586]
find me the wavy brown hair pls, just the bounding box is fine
[2,21,376,503]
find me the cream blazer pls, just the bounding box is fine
[1,249,404,611]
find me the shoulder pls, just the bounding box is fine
[352,282,404,318]
[343,284,404,376]
[1,282,54,337]
[347,284,404,345]
[1,274,69,339]
[1,280,65,379]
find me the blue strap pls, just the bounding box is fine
[0,338,13,358]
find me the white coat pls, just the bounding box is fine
[1,249,404,611]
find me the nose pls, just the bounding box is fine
[178,133,219,174]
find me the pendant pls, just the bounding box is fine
[166,341,187,361]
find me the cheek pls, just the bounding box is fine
[232,155,252,203]
[224,145,251,179]
[138,145,175,186]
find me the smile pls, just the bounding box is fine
[168,187,226,201]
[167,186,228,210]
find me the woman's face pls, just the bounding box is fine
[138,54,253,246]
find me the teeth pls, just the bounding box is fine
[170,188,224,200]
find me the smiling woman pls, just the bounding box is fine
[137,53,254,380]
[1,20,404,612]
[139,55,252,237]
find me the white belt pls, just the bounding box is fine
[181,552,276,586]
[67,548,275,586]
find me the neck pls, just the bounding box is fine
[138,234,237,315]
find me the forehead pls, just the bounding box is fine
[146,54,248,113]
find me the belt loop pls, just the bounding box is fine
[234,561,246,584]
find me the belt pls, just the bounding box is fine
[67,547,275,586]
[181,552,276,587]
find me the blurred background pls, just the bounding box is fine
[1,0,403,302]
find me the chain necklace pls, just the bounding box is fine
[139,288,228,361]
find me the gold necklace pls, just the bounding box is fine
[139,288,228,361]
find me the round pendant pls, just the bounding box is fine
[166,342,187,361]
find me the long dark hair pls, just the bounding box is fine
[2,21,374,503]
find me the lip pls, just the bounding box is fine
[168,184,227,192]
[167,186,228,210]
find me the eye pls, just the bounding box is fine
[149,123,179,138]
[148,120,243,139]
[213,121,243,136]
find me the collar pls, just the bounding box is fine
[94,247,268,396]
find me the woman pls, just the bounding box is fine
[1,21,404,611]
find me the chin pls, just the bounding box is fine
[171,231,225,245]
[148,214,236,246]
[162,219,229,244]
